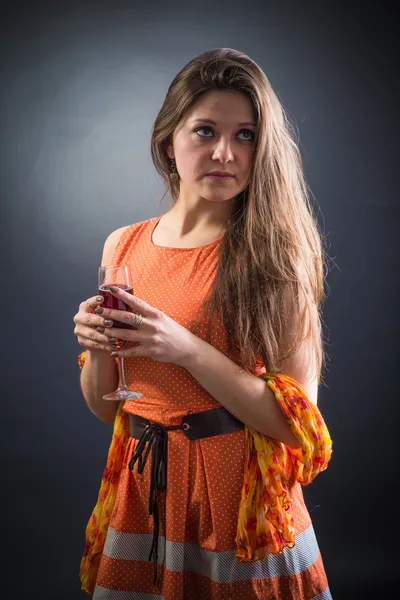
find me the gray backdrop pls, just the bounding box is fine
[1,1,397,598]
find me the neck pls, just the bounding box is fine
[166,194,235,238]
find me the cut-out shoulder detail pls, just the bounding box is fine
[101,226,131,266]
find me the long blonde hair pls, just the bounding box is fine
[151,48,328,380]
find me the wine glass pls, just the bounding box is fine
[98,265,144,401]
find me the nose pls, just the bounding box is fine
[211,137,234,164]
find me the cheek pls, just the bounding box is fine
[241,149,254,179]
[243,147,254,167]
[177,147,207,178]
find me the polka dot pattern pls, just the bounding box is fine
[114,215,248,425]
[92,217,330,599]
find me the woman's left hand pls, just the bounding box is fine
[95,286,197,367]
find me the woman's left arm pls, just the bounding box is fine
[183,294,320,449]
[182,297,320,449]
[182,334,318,449]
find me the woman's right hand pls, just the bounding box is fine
[73,295,116,353]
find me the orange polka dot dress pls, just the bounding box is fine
[92,216,332,600]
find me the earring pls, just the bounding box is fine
[169,158,179,182]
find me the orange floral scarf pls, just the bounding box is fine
[77,351,332,594]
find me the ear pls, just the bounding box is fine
[166,143,175,160]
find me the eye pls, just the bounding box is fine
[194,126,255,141]
[195,126,214,138]
[238,129,255,141]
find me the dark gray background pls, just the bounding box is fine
[1,1,397,598]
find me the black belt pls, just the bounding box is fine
[127,407,244,586]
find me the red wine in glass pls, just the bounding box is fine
[98,283,133,329]
[98,265,143,401]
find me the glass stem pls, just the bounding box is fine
[118,357,128,388]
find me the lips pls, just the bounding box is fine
[207,172,234,178]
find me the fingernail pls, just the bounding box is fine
[109,286,119,293]
[109,337,117,343]
[104,319,113,328]
[95,307,104,315]
[96,327,105,333]
[96,296,103,303]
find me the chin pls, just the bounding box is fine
[203,195,236,204]
[200,187,241,203]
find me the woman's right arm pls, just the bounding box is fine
[76,226,129,423]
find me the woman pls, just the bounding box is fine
[74,48,332,599]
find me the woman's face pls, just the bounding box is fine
[167,90,257,204]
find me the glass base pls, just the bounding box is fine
[102,386,143,401]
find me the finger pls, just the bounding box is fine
[102,326,147,342]
[84,295,105,313]
[111,345,149,359]
[79,296,104,312]
[78,325,118,352]
[75,311,111,330]
[108,286,158,317]
[78,338,116,353]
[95,308,147,329]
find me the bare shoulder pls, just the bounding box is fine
[101,225,131,266]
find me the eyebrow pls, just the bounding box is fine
[190,118,257,127]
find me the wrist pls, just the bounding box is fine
[87,348,114,364]
[179,334,206,371]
